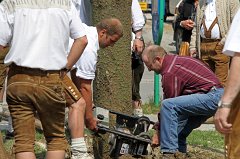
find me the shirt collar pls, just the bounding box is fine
[94,27,100,51]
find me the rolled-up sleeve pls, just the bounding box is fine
[131,0,145,32]
[69,3,86,40]
[223,9,240,56]
[0,5,13,46]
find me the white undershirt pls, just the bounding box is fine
[200,0,221,39]
[72,24,99,80]
[223,9,240,56]
[0,2,86,70]
[132,0,145,32]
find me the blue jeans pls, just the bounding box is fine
[160,87,224,153]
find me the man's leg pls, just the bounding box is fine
[213,44,230,87]
[160,88,223,153]
[16,152,36,159]
[225,92,240,158]
[63,75,92,159]
[177,115,210,153]
[68,98,92,159]
[132,61,144,116]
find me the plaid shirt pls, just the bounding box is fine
[160,55,222,99]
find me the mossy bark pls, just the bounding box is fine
[92,0,132,158]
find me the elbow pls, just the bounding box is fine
[81,35,88,47]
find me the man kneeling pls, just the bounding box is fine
[142,45,223,158]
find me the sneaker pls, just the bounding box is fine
[71,152,94,159]
[133,108,143,117]
[5,130,14,140]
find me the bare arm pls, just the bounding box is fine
[70,70,97,131]
[133,29,144,54]
[66,36,88,69]
[214,53,240,134]
[0,45,4,51]
[221,53,240,103]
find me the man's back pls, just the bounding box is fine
[161,55,222,98]
[1,0,85,70]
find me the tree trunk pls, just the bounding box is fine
[92,0,132,158]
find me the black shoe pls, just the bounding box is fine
[5,131,14,139]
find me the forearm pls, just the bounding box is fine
[80,87,93,119]
[134,29,143,37]
[67,36,88,69]
[0,45,4,51]
[189,26,197,50]
[221,53,240,104]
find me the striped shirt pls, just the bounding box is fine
[160,55,222,99]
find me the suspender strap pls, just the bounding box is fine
[202,17,218,38]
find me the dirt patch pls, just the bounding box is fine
[118,145,224,159]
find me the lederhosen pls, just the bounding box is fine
[200,17,229,87]
[62,75,82,106]
[200,17,221,51]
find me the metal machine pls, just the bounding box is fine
[94,107,155,158]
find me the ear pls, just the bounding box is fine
[155,56,161,62]
[99,29,107,38]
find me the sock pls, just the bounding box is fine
[0,101,3,113]
[71,138,87,155]
[8,116,14,133]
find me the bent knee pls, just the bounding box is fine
[70,97,86,111]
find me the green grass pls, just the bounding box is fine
[141,97,160,114]
[187,130,224,150]
[2,130,47,159]
[2,130,224,158]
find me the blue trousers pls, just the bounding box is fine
[160,88,224,153]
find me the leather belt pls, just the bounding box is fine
[201,38,221,43]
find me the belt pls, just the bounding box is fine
[201,38,220,43]
[210,85,223,92]
[9,63,63,76]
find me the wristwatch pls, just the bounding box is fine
[218,100,232,108]
[135,36,144,41]
[180,21,183,27]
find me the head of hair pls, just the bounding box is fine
[142,45,167,62]
[96,18,123,37]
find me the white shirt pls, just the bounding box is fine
[132,0,145,32]
[0,1,86,70]
[223,9,240,56]
[74,24,99,80]
[72,0,92,26]
[200,0,220,39]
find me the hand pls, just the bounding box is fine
[132,39,144,54]
[153,121,160,130]
[214,108,232,134]
[215,42,224,52]
[181,20,195,30]
[85,116,98,132]
[189,49,197,57]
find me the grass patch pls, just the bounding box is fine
[142,97,160,114]
[2,130,47,159]
[187,130,224,150]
